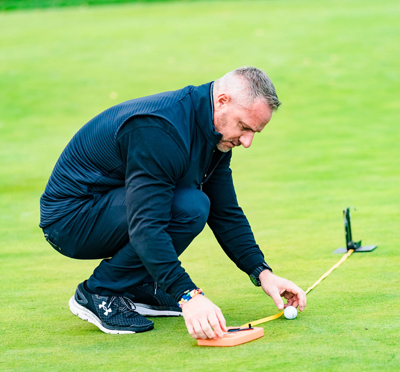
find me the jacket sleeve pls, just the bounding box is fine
[202,151,268,275]
[117,117,197,301]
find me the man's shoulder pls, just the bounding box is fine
[117,85,195,115]
[117,115,174,139]
[116,115,191,160]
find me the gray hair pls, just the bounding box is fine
[215,66,282,111]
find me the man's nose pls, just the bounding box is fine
[239,132,255,148]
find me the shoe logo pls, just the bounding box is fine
[99,301,112,316]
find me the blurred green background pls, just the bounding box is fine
[1,0,399,371]
[1,0,177,11]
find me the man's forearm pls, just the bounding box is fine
[119,119,196,301]
[203,152,267,274]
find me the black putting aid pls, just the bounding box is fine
[334,207,377,254]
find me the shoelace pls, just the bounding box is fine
[107,296,138,316]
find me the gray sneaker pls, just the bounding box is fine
[129,282,182,317]
[69,282,154,334]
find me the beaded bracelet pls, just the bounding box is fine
[177,288,204,308]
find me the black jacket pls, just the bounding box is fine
[40,82,266,299]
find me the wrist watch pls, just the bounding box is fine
[249,262,273,286]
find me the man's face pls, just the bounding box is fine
[213,94,273,152]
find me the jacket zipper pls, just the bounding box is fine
[199,147,224,190]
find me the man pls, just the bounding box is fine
[40,66,306,339]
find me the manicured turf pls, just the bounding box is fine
[0,0,179,11]
[1,0,399,370]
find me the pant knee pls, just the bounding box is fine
[171,188,210,235]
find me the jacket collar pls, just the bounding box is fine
[190,82,222,146]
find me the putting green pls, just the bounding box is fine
[1,0,399,371]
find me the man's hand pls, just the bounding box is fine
[181,294,227,340]
[259,270,307,311]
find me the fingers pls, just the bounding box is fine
[216,307,227,332]
[185,312,224,339]
[199,318,216,339]
[268,286,285,310]
[182,295,227,340]
[185,317,210,340]
[208,312,223,338]
[285,296,299,309]
[284,283,307,311]
[191,319,210,340]
[261,273,307,312]
[283,291,294,300]
[298,289,307,311]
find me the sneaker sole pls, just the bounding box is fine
[69,296,136,334]
[134,303,182,317]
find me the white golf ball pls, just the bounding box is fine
[284,306,297,320]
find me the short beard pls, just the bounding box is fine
[216,141,233,153]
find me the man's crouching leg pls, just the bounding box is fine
[41,188,156,334]
[43,187,209,333]
[86,187,210,319]
[128,187,210,316]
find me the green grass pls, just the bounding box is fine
[0,0,189,11]
[1,0,399,370]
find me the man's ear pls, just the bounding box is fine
[215,93,230,110]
